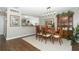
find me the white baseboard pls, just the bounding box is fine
[6,33,35,40]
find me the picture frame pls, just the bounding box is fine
[21,18,27,26]
[10,15,20,27]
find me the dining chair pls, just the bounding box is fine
[36,25,43,41]
[51,28,63,45]
[42,27,52,44]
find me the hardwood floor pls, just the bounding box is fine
[0,35,40,51]
[72,43,79,51]
[6,38,40,51]
[0,35,79,51]
[0,35,6,51]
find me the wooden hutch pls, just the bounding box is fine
[56,11,74,39]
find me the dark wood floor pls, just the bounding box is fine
[7,38,40,51]
[0,35,79,51]
[0,35,6,51]
[0,35,40,51]
[72,43,79,51]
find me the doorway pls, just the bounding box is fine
[0,8,7,51]
[0,15,4,35]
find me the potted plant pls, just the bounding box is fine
[76,24,79,33]
[56,14,60,17]
[52,23,54,27]
[61,12,68,17]
[56,11,74,17]
[73,24,79,43]
[67,11,74,17]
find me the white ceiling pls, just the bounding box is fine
[18,7,79,17]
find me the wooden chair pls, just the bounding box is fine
[51,28,63,45]
[36,25,43,41]
[42,27,51,44]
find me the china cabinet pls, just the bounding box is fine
[56,11,74,39]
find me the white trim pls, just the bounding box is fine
[6,33,35,40]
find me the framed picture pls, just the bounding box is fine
[10,15,20,27]
[21,18,27,26]
[21,18,33,26]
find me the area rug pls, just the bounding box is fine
[22,36,72,51]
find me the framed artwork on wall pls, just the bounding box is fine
[21,17,33,26]
[21,18,27,26]
[10,15,20,27]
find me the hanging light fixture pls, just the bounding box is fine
[41,7,56,24]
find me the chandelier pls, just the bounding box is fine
[42,7,56,20]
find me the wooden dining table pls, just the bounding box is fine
[36,25,63,45]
